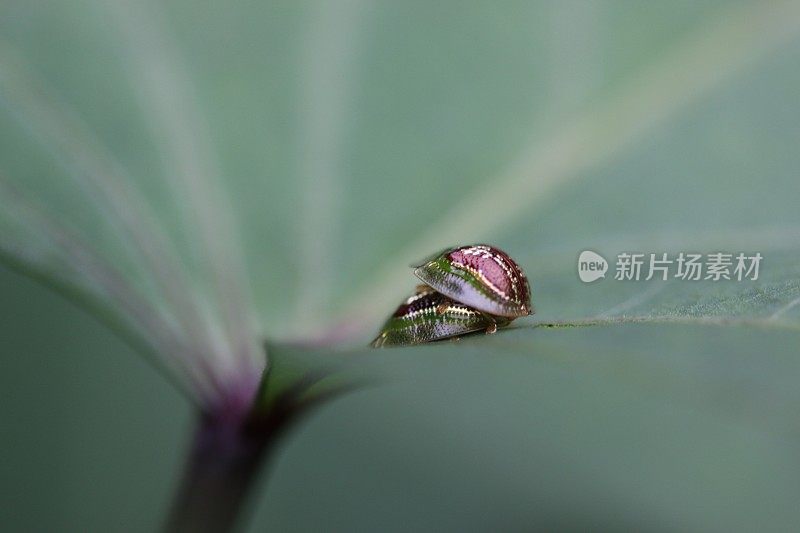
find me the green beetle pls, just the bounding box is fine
[370,284,510,348]
[371,245,532,347]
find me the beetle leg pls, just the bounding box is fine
[478,311,499,335]
[370,332,387,348]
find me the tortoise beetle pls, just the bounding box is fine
[414,244,532,318]
[371,245,532,347]
[370,284,510,348]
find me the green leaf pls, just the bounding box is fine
[257,323,800,531]
[2,0,800,530]
[4,1,799,343]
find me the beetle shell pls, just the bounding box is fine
[371,285,508,348]
[413,244,532,318]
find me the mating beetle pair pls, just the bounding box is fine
[371,245,533,347]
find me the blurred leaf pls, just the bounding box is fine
[255,323,800,531]
[1,0,800,531]
[3,1,799,342]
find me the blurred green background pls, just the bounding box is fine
[2,0,800,531]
